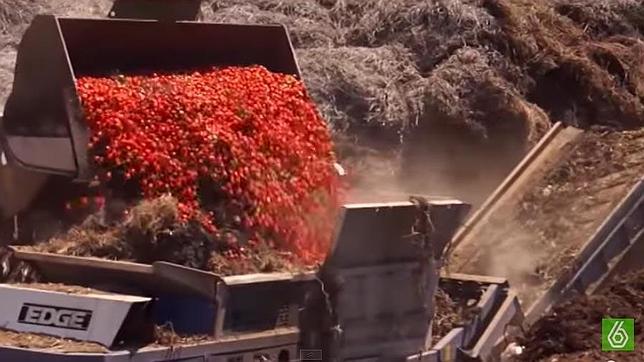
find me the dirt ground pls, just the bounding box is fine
[517,270,644,361]
[454,127,644,306]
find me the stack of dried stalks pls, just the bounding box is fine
[24,196,300,275]
[2,0,644,148]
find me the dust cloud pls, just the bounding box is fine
[343,150,412,204]
[455,216,549,305]
[340,136,522,209]
[339,135,547,304]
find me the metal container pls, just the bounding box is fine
[0,15,300,229]
[0,15,301,244]
[1,15,300,181]
[0,328,298,362]
[298,200,473,361]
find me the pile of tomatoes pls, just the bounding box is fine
[76,66,341,263]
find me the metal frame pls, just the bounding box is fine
[525,178,644,325]
[0,14,303,244]
[451,122,583,270]
[405,275,523,362]
[7,249,317,337]
[0,269,524,362]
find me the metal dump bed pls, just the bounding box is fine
[0,15,300,224]
[1,15,299,180]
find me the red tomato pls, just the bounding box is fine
[77,66,344,264]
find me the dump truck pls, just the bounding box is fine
[0,2,525,361]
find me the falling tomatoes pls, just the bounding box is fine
[76,66,342,264]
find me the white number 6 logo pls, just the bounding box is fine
[607,320,629,349]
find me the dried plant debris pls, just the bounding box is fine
[0,247,40,284]
[431,288,463,345]
[518,270,644,361]
[23,196,305,276]
[206,0,341,48]
[297,45,424,138]
[0,329,108,353]
[456,128,644,305]
[3,0,644,145]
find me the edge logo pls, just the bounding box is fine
[18,303,92,331]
